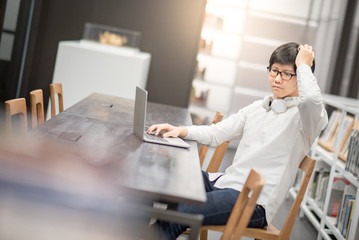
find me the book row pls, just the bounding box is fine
[309,168,357,239]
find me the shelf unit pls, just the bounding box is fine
[188,0,343,125]
[189,0,315,119]
[299,94,359,240]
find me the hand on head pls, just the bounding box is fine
[296,44,315,68]
[146,123,187,138]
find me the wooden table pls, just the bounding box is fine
[32,93,206,238]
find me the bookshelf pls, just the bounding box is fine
[297,94,359,240]
[189,0,320,125]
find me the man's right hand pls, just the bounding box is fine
[146,123,188,138]
[296,44,315,68]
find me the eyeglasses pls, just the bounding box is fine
[267,67,296,81]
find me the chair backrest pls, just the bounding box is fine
[5,98,28,134]
[205,141,230,173]
[199,111,224,166]
[198,112,230,172]
[240,155,316,240]
[49,83,64,117]
[280,155,316,237]
[30,89,45,128]
[221,169,265,240]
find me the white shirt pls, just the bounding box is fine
[185,64,328,223]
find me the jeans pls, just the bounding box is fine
[158,171,267,239]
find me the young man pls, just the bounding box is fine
[147,42,328,239]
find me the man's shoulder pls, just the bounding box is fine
[248,99,264,109]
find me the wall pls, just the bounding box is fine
[19,0,206,110]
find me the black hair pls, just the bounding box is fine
[269,42,315,73]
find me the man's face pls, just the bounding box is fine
[268,63,298,99]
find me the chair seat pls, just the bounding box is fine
[182,225,226,235]
[201,224,280,239]
[201,225,225,232]
[243,224,281,239]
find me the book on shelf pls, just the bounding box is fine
[309,165,330,200]
[341,198,355,238]
[331,116,354,151]
[318,111,354,155]
[344,199,356,239]
[309,171,318,199]
[318,110,341,151]
[327,177,350,218]
[344,124,359,177]
[316,174,329,209]
[309,167,330,209]
[339,130,352,161]
[336,184,356,235]
[339,119,358,161]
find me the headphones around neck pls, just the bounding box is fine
[262,96,298,114]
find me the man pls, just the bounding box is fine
[147,42,328,239]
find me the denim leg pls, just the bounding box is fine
[157,172,267,239]
[158,188,239,239]
[201,171,218,192]
[248,205,267,228]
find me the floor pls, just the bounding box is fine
[178,146,318,240]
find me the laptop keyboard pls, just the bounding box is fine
[145,133,169,143]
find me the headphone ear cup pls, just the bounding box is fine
[262,96,273,111]
[271,99,287,113]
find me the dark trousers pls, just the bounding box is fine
[158,171,267,239]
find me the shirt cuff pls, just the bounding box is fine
[183,126,196,140]
[297,64,311,73]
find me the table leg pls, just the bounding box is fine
[139,204,204,240]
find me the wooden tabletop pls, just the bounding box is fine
[33,93,206,206]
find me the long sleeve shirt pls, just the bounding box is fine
[184,64,328,223]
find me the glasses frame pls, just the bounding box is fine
[267,67,297,81]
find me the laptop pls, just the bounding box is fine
[133,86,190,149]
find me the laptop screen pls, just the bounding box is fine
[133,86,148,139]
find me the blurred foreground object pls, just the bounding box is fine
[0,136,158,240]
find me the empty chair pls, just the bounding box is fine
[198,111,224,166]
[199,169,265,240]
[203,141,230,173]
[5,98,28,134]
[49,83,64,117]
[30,89,45,128]
[199,111,230,172]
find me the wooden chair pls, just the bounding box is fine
[182,112,230,237]
[199,156,316,240]
[49,83,64,117]
[30,89,45,128]
[241,155,316,240]
[5,98,28,134]
[200,169,265,240]
[199,111,230,173]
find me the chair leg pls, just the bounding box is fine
[200,229,208,240]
